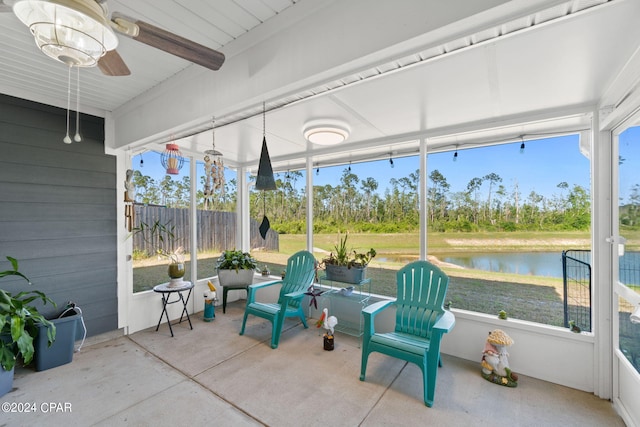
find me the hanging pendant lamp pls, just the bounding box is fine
[256,103,276,190]
[256,102,276,239]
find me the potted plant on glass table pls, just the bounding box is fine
[321,233,376,284]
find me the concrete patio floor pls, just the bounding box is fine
[4,301,624,426]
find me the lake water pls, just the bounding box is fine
[377,251,640,282]
[441,252,564,278]
[376,252,567,278]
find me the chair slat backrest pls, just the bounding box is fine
[395,261,449,339]
[278,250,317,307]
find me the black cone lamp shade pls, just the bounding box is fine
[256,136,277,190]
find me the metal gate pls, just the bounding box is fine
[562,249,591,332]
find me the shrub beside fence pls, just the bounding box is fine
[133,205,278,254]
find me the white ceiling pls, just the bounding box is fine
[1,0,640,172]
[0,0,296,111]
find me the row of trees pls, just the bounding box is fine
[131,165,593,234]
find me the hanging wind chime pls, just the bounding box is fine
[203,119,225,210]
[256,102,277,239]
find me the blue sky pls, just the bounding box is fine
[135,130,640,202]
[620,126,640,204]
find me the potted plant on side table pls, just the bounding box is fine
[216,250,258,313]
[133,219,185,287]
[321,233,376,284]
[0,256,55,396]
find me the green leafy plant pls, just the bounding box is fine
[353,248,377,267]
[0,256,56,371]
[132,219,184,264]
[216,250,258,272]
[569,320,581,333]
[322,233,376,268]
[332,233,350,266]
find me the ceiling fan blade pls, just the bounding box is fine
[111,13,225,71]
[98,50,131,76]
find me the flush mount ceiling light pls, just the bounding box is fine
[303,122,350,146]
[12,0,119,67]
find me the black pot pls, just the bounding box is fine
[323,334,334,351]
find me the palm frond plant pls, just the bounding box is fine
[133,219,184,264]
[133,219,185,280]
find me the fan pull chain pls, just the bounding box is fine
[63,66,72,144]
[74,67,82,142]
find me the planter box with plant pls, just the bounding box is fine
[133,219,185,287]
[0,257,55,396]
[321,234,376,284]
[216,250,258,313]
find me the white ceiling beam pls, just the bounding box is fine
[110,0,527,147]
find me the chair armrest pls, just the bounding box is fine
[250,279,283,290]
[362,299,395,339]
[362,299,394,317]
[283,290,306,301]
[247,279,282,303]
[433,310,455,334]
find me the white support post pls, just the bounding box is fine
[306,157,314,253]
[107,112,131,334]
[592,109,613,400]
[419,137,428,260]
[189,156,198,296]
[237,167,250,251]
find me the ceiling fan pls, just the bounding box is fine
[0,0,226,76]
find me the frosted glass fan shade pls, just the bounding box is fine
[13,0,118,67]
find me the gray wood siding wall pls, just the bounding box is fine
[0,94,117,336]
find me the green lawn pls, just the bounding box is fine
[131,230,640,370]
[133,231,593,326]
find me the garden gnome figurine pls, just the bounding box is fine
[481,329,518,387]
[203,281,218,322]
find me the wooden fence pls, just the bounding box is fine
[132,205,279,254]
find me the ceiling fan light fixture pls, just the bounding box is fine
[13,0,118,67]
[303,123,349,146]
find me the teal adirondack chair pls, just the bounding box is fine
[360,260,455,407]
[240,250,316,349]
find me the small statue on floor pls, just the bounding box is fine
[481,329,518,387]
[203,281,218,322]
[317,308,338,351]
